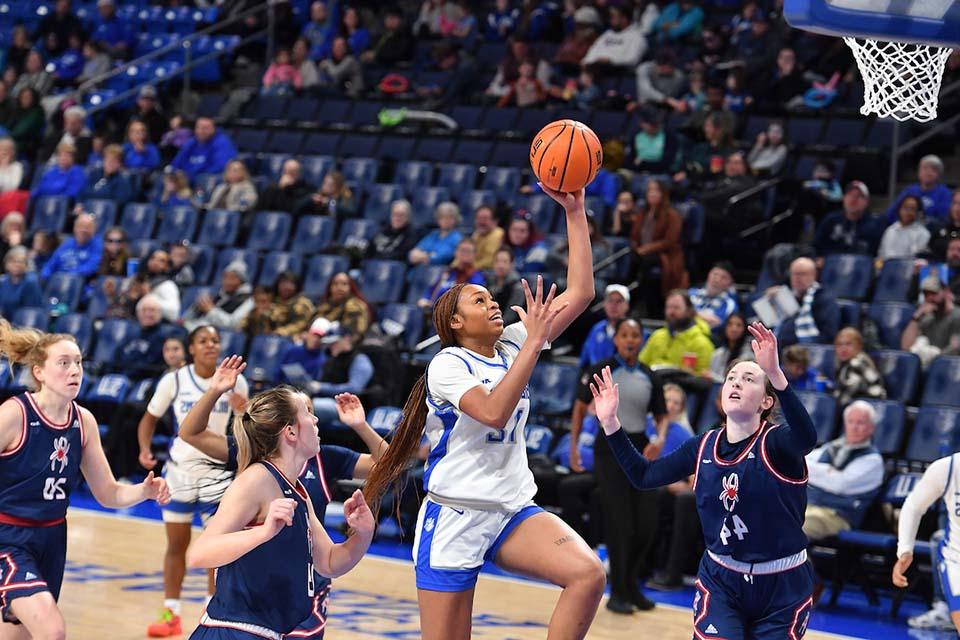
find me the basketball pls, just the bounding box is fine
[529,120,602,193]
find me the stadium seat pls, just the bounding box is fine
[479,107,518,132]
[337,218,378,249]
[368,406,403,436]
[821,118,869,148]
[120,203,157,240]
[85,374,132,404]
[91,319,140,364]
[218,329,246,358]
[214,249,261,287]
[44,274,83,312]
[303,132,343,157]
[53,314,92,354]
[870,349,920,404]
[233,128,269,152]
[300,155,335,185]
[804,344,836,379]
[30,196,69,233]
[820,254,873,300]
[341,157,378,186]
[360,260,406,305]
[459,189,496,220]
[11,306,47,331]
[179,285,216,317]
[246,211,293,251]
[868,302,914,350]
[795,390,838,443]
[338,133,379,158]
[836,299,861,329]
[406,264,447,304]
[196,209,240,247]
[259,153,289,181]
[265,130,303,154]
[921,356,960,407]
[258,251,303,287]
[379,303,424,350]
[859,399,906,455]
[905,407,960,462]
[364,184,405,224]
[303,254,349,300]
[154,205,199,244]
[378,135,418,162]
[449,139,493,165]
[290,215,335,254]
[436,164,477,196]
[394,161,434,195]
[524,424,554,456]
[245,335,293,382]
[529,363,579,416]
[83,199,118,231]
[873,258,914,303]
[481,166,522,205]
[414,138,455,163]
[517,194,559,233]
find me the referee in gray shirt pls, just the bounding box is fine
[570,318,667,614]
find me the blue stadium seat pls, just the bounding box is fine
[337,218,378,248]
[804,344,835,379]
[488,140,529,167]
[414,138,455,163]
[820,254,873,300]
[450,105,485,130]
[873,258,914,303]
[378,136,418,162]
[394,161,434,195]
[120,203,157,240]
[303,255,349,300]
[836,299,861,329]
[30,196,69,233]
[246,211,292,251]
[368,406,403,436]
[187,244,215,285]
[436,164,477,196]
[676,200,705,247]
[787,118,824,146]
[859,399,906,455]
[196,209,240,247]
[286,97,320,125]
[868,303,914,349]
[795,391,838,443]
[85,374,132,404]
[922,356,960,407]
[406,265,447,304]
[870,349,920,404]
[480,107,518,132]
[11,306,47,330]
[218,329,246,359]
[524,424,554,456]
[53,314,92,354]
[360,260,406,305]
[300,155,335,186]
[516,194,559,233]
[905,407,960,462]
[592,111,629,139]
[338,133,379,158]
[481,166,522,205]
[449,139,493,165]
[154,205,198,244]
[82,199,118,231]
[128,239,160,260]
[214,249,260,287]
[258,251,303,287]
[179,285,216,317]
[411,187,452,227]
[340,157,378,186]
[529,363,579,416]
[259,153,290,181]
[245,335,293,382]
[459,189,496,219]
[379,303,424,350]
[265,130,302,155]
[44,274,83,312]
[822,118,869,147]
[91,319,140,364]
[290,216,335,254]
[233,128,269,152]
[364,184,404,224]
[303,132,343,157]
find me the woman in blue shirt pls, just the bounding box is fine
[505,213,548,272]
[0,245,43,317]
[122,120,161,172]
[31,142,85,199]
[408,201,463,266]
[343,7,370,53]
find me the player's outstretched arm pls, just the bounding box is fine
[334,393,388,479]
[179,355,247,462]
[893,457,950,588]
[309,489,374,578]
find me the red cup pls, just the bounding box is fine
[682,352,697,369]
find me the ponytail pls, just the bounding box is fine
[0,318,76,390]
[232,385,299,472]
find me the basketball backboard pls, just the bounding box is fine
[784,0,960,48]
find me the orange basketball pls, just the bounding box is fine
[529,120,602,193]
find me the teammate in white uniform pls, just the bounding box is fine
[893,452,960,633]
[137,325,249,637]
[364,187,605,640]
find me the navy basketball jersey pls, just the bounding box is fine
[204,460,313,633]
[693,422,808,563]
[0,393,85,523]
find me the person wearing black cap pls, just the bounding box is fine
[127,84,167,146]
[813,180,884,260]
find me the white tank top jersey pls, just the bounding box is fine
[898,453,960,563]
[146,364,249,471]
[424,323,545,511]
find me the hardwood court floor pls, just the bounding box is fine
[50,510,854,639]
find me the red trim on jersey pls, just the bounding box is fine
[691,432,713,492]
[262,460,309,502]
[0,398,27,457]
[712,421,766,467]
[313,453,332,503]
[74,402,86,448]
[0,553,48,593]
[283,589,329,637]
[788,596,814,640]
[759,425,808,485]
[691,579,732,639]
[0,512,65,527]
[24,393,74,430]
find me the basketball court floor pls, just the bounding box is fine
[37,494,936,640]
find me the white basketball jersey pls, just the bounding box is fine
[146,365,249,471]
[423,323,540,511]
[941,453,960,564]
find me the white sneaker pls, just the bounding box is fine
[907,601,955,631]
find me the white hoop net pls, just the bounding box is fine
[843,37,953,122]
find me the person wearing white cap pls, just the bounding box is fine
[886,154,953,223]
[183,261,255,332]
[579,284,631,369]
[813,181,884,260]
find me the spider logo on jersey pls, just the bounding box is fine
[720,472,740,512]
[49,436,70,473]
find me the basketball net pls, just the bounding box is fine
[844,37,953,122]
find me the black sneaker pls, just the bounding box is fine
[605,597,635,615]
[632,591,657,611]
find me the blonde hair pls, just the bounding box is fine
[232,385,300,472]
[835,327,863,349]
[0,319,77,390]
[102,144,123,161]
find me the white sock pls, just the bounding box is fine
[164,599,182,616]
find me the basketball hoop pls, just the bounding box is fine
[843,37,953,123]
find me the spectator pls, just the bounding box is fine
[929,191,960,261]
[580,284,631,369]
[169,117,238,182]
[674,68,706,114]
[207,159,257,214]
[313,271,373,341]
[47,33,83,86]
[255,159,313,215]
[773,256,842,346]
[877,195,930,261]
[944,237,960,298]
[723,69,753,113]
[318,37,363,98]
[301,1,338,60]
[7,87,44,159]
[116,294,179,379]
[484,247,525,326]
[98,226,128,277]
[122,120,160,172]
[610,189,640,237]
[652,0,704,44]
[5,26,31,76]
[418,238,485,308]
[39,106,93,165]
[298,170,355,219]
[639,290,715,376]
[757,47,807,110]
[91,0,134,58]
[708,312,754,382]
[834,327,886,407]
[886,155,953,223]
[414,0,464,37]
[128,85,166,146]
[0,137,23,193]
[291,39,320,89]
[486,36,552,98]
[503,213,548,272]
[581,5,648,70]
[31,142,86,200]
[368,199,419,262]
[76,40,111,85]
[240,286,275,337]
[34,0,84,57]
[629,108,679,176]
[497,59,547,108]
[100,271,144,320]
[485,0,520,41]
[79,144,134,208]
[138,248,181,322]
[154,169,193,209]
[585,160,620,211]
[901,274,960,365]
[0,211,25,257]
[782,344,821,391]
[278,316,330,385]
[409,202,464,267]
[804,401,884,539]
[269,271,315,338]
[803,161,844,212]
[689,261,738,329]
[168,241,195,288]
[359,8,414,66]
[0,246,43,318]
[673,111,735,186]
[419,42,479,109]
[182,261,254,333]
[162,335,186,371]
[634,49,686,107]
[156,115,192,160]
[747,122,788,176]
[308,332,374,424]
[262,47,302,95]
[11,50,53,97]
[813,181,883,259]
[0,81,14,126]
[342,7,370,54]
[471,205,504,270]
[554,7,600,71]
[629,179,689,310]
[30,231,58,275]
[736,13,780,76]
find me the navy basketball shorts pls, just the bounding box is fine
[0,521,67,623]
